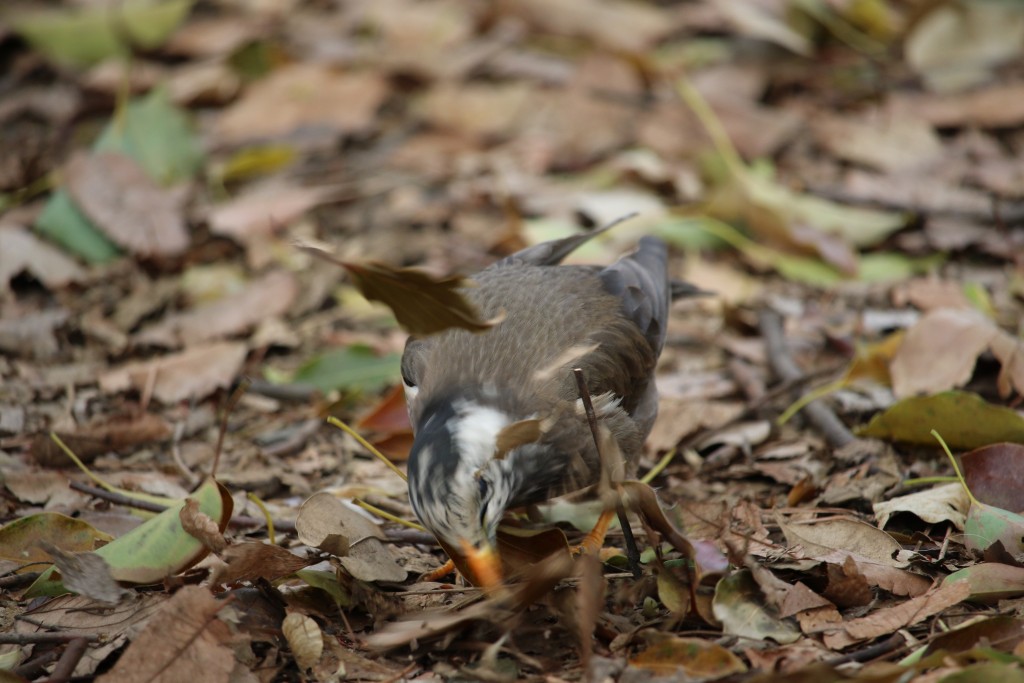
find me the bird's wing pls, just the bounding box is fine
[598,236,671,357]
[493,223,618,268]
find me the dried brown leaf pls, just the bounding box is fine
[66,152,190,257]
[822,580,970,650]
[0,224,86,291]
[180,498,227,553]
[282,612,324,672]
[215,64,388,143]
[39,541,131,607]
[214,542,311,585]
[135,271,298,347]
[30,412,172,467]
[99,342,248,404]
[98,586,239,683]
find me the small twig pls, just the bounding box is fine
[43,636,90,683]
[825,632,905,665]
[328,416,407,482]
[212,378,251,477]
[0,633,99,645]
[572,368,642,578]
[67,480,296,533]
[353,498,426,532]
[0,572,40,589]
[758,308,856,448]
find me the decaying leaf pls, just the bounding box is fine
[65,151,191,257]
[295,492,406,583]
[97,586,238,683]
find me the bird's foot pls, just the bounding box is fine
[573,508,616,555]
[573,505,643,578]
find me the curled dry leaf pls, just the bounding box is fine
[180,498,227,553]
[282,612,324,672]
[65,151,191,258]
[295,492,406,583]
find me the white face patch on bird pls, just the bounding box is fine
[407,398,518,550]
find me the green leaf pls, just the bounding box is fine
[858,252,946,282]
[24,478,232,597]
[857,391,1024,449]
[35,190,119,263]
[0,512,113,564]
[296,569,352,608]
[34,88,202,262]
[289,345,401,394]
[9,0,194,69]
[95,87,204,185]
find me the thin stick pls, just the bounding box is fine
[327,416,407,482]
[212,378,251,478]
[641,447,678,484]
[353,499,426,532]
[572,368,642,578]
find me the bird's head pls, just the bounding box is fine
[406,394,523,588]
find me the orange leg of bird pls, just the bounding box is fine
[577,507,616,555]
[421,558,456,583]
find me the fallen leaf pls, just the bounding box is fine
[712,569,801,644]
[135,270,298,347]
[288,345,401,395]
[97,586,238,683]
[813,114,943,173]
[30,412,172,467]
[282,612,324,672]
[8,0,194,69]
[0,224,86,291]
[213,542,311,585]
[890,82,1024,128]
[821,580,970,649]
[295,492,406,583]
[215,64,388,144]
[207,184,332,242]
[65,151,190,257]
[630,635,748,677]
[961,443,1024,513]
[905,2,1024,93]
[873,483,969,530]
[39,542,130,607]
[945,564,1024,604]
[777,515,909,568]
[99,341,248,403]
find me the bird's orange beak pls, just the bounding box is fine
[459,539,503,589]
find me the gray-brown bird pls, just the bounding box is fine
[402,230,691,584]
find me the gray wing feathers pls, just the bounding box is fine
[599,236,671,356]
[495,225,614,268]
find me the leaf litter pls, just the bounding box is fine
[3,0,1024,681]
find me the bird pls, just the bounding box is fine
[401,229,694,586]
